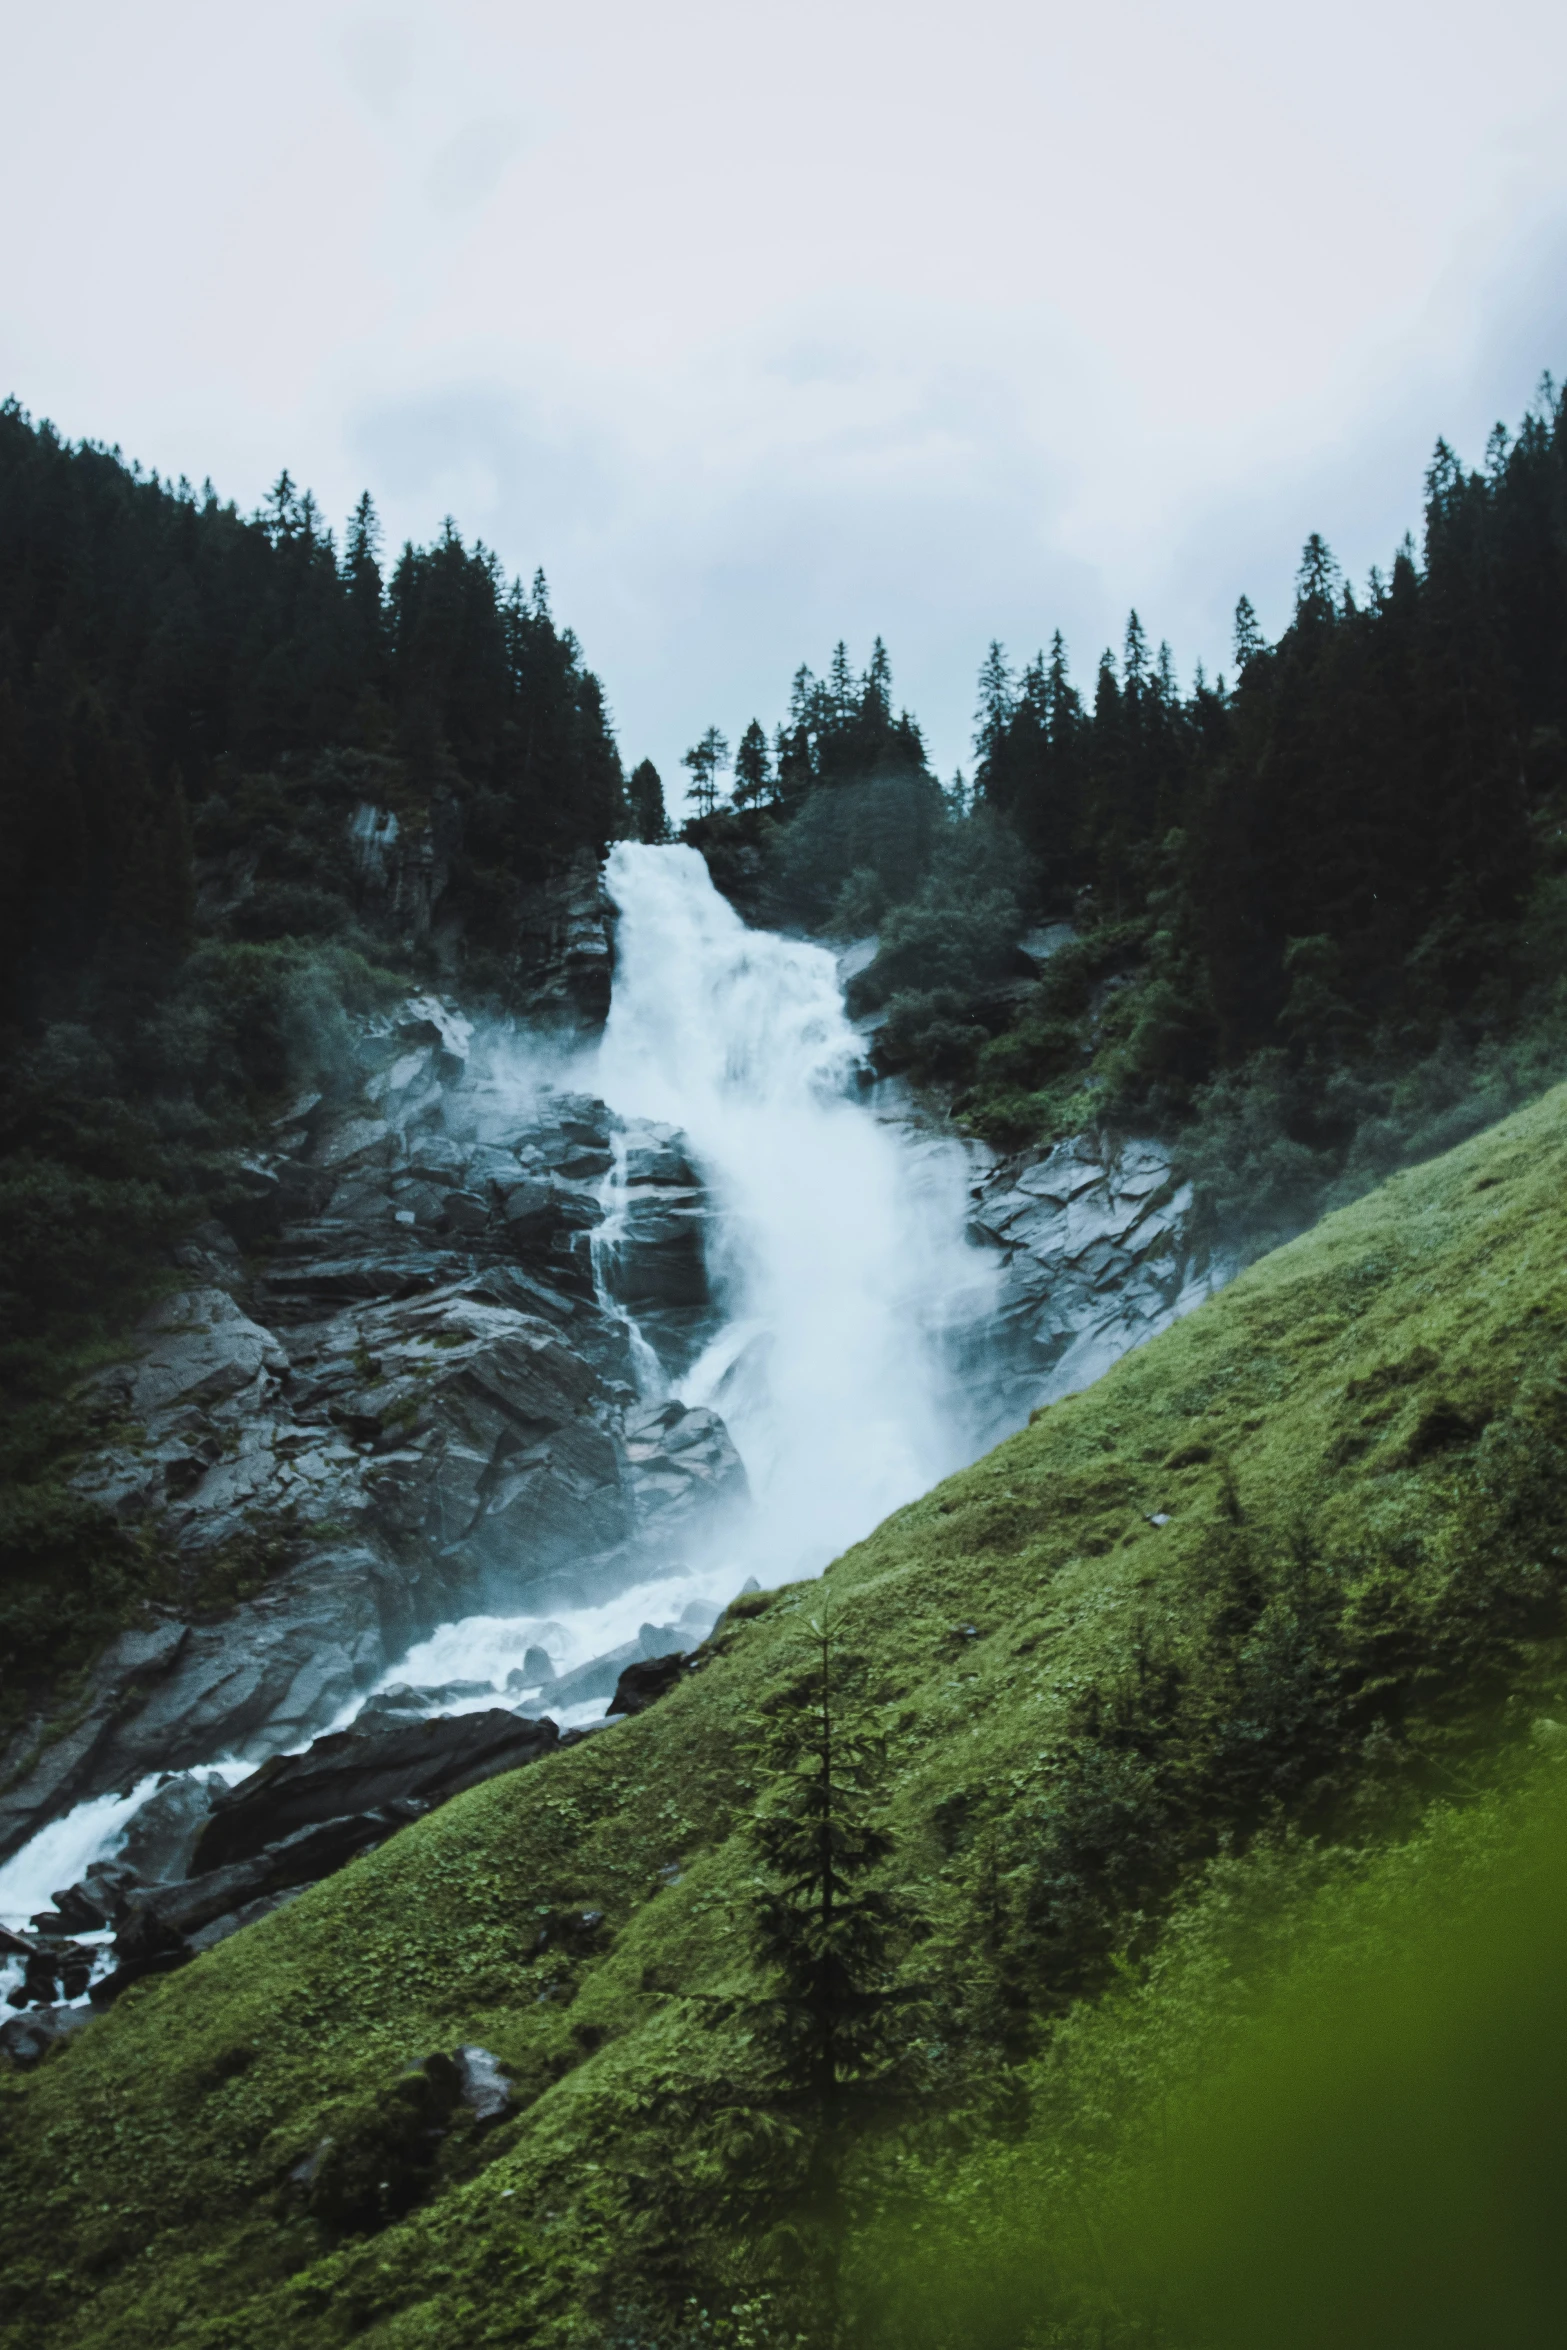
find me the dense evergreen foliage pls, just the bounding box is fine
[680,638,949,931]
[0,398,627,1035]
[966,390,1567,1235]
[0,402,629,1710]
[676,378,1567,1249]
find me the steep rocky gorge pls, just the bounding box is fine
[1,840,1223,2057]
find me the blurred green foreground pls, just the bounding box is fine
[864,1766,1567,2350]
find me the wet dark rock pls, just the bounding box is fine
[39,1883,111,1935]
[358,1679,496,1721]
[357,1685,429,1723]
[0,2003,89,2069]
[407,1134,467,1187]
[117,1774,228,1883]
[508,851,614,1029]
[0,1544,422,1864]
[38,1854,142,1932]
[540,1621,691,1716]
[91,1813,426,2003]
[607,1651,692,1717]
[542,1641,641,1711]
[192,1709,561,1874]
[185,1886,305,1954]
[498,1176,555,1235]
[440,1189,492,1237]
[601,1192,710,1309]
[2,984,749,1856]
[10,1940,95,2005]
[622,1125,698,1188]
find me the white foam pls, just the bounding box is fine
[593,842,998,1585]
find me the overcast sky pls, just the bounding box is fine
[4,0,1567,801]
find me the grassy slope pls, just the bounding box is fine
[4,1082,1567,2346]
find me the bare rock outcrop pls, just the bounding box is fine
[968,1133,1224,1424]
[0,1016,745,1863]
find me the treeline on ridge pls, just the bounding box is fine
[674,376,1567,1248]
[0,398,626,1036]
[0,399,627,1652]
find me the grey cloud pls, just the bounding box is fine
[338,13,413,115]
[425,116,528,214]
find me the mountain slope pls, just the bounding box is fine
[4,1080,1567,2347]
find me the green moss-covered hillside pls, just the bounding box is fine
[5,1085,1567,2347]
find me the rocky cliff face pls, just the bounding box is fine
[0,876,1226,1893]
[342,809,614,1026]
[965,1130,1226,1434]
[0,1001,745,1864]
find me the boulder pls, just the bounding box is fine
[39,1868,130,1933]
[9,1939,95,2005]
[185,1886,305,1955]
[542,1641,642,1711]
[622,1124,698,1188]
[441,1188,492,1237]
[192,1709,561,1874]
[311,1114,399,1174]
[0,1544,420,1862]
[0,2004,89,2069]
[407,1134,468,1187]
[116,1773,227,1882]
[623,1399,750,1537]
[607,1651,691,1717]
[90,1814,424,2003]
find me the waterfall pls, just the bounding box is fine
[594,841,996,1587]
[0,849,1007,1913]
[365,847,999,1710]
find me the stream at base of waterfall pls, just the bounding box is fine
[1,845,1219,2027]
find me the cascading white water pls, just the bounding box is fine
[596,841,995,1585]
[342,846,1001,1709]
[590,1130,667,1401]
[0,850,1007,1909]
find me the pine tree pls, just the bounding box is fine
[627,757,668,842]
[973,639,1015,775]
[1295,533,1341,624]
[733,718,772,807]
[1233,593,1265,672]
[343,491,383,606]
[828,640,855,723]
[749,1608,908,2117]
[746,1605,914,2300]
[863,636,893,717]
[681,724,729,816]
[1122,609,1150,691]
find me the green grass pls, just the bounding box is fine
[4,1081,1567,2346]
